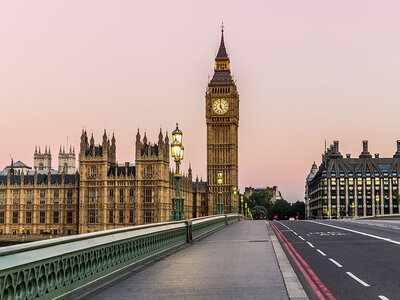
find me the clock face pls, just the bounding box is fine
[212,99,229,115]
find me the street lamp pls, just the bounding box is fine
[376,197,380,216]
[245,202,248,218]
[171,123,185,220]
[240,195,244,215]
[217,171,224,214]
[233,187,237,213]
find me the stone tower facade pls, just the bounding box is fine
[33,146,52,171]
[58,146,76,174]
[206,27,239,214]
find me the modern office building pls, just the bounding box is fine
[307,140,400,218]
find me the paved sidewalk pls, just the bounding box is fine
[79,221,291,300]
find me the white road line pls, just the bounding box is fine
[308,221,400,246]
[379,296,389,300]
[329,258,343,268]
[346,272,370,287]
[316,249,326,256]
[298,236,305,241]
[294,232,298,235]
[307,242,315,248]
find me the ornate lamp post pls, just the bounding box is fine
[245,202,248,218]
[240,195,244,215]
[171,123,185,220]
[233,187,237,213]
[217,171,224,214]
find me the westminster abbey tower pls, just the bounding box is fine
[206,27,239,214]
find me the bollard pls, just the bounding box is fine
[186,220,193,243]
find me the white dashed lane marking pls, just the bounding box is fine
[379,296,389,300]
[307,242,315,248]
[346,272,370,287]
[329,258,343,268]
[316,249,326,256]
[298,236,305,241]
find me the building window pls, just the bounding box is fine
[88,209,98,223]
[146,165,153,177]
[129,189,134,203]
[119,210,124,223]
[54,190,59,204]
[53,211,59,224]
[119,189,124,203]
[144,210,152,224]
[0,211,4,223]
[0,192,4,205]
[40,191,45,205]
[109,189,114,202]
[27,190,33,205]
[40,211,45,224]
[91,167,97,177]
[67,211,73,224]
[13,191,19,205]
[129,210,134,223]
[13,212,18,224]
[26,211,32,224]
[67,190,73,204]
[89,189,97,204]
[144,188,152,203]
[109,210,114,223]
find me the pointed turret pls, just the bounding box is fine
[143,132,148,144]
[216,23,229,61]
[158,128,163,143]
[136,129,141,142]
[210,24,234,85]
[103,129,107,144]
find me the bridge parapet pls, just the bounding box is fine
[0,214,243,300]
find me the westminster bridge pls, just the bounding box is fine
[0,214,306,300]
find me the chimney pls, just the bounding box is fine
[359,140,372,158]
[363,140,368,152]
[394,140,400,158]
[333,141,339,153]
[375,153,379,158]
[346,154,351,158]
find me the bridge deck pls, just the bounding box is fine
[72,220,288,300]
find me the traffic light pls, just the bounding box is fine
[295,215,299,220]
[274,215,278,220]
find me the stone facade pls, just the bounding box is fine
[0,130,207,236]
[58,146,76,174]
[206,28,239,214]
[307,140,400,218]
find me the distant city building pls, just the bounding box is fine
[58,146,76,174]
[307,140,400,219]
[34,146,52,171]
[244,186,283,203]
[305,162,318,219]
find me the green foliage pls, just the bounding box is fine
[243,190,305,220]
[251,205,268,219]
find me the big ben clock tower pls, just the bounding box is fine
[206,26,239,214]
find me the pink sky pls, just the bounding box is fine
[1,1,400,202]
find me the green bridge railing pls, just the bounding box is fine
[0,214,244,300]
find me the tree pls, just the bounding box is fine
[248,191,272,210]
[269,199,291,220]
[289,201,305,220]
[251,205,268,219]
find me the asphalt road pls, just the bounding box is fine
[270,219,400,300]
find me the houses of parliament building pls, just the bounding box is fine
[0,28,240,236]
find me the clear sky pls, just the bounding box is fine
[1,1,400,202]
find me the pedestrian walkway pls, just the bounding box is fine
[74,221,291,300]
